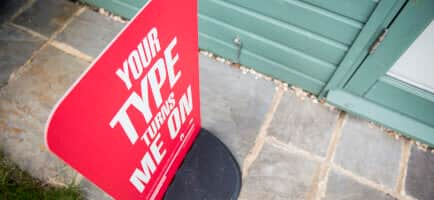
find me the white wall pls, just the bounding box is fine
[387,20,434,93]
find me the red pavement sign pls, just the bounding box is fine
[45,0,200,199]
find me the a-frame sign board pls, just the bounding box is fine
[45,0,205,199]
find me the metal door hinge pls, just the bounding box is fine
[368,28,388,54]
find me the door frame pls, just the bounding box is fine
[344,0,434,96]
[319,0,407,97]
[327,0,434,146]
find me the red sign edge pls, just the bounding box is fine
[44,0,154,195]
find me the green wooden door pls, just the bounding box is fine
[80,0,405,95]
[327,0,434,146]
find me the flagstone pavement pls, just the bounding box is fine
[0,0,433,199]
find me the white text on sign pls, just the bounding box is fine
[109,27,193,193]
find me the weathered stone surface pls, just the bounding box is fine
[324,170,394,200]
[0,24,45,87]
[405,146,434,200]
[0,46,88,185]
[80,179,112,200]
[199,55,275,166]
[56,9,125,58]
[239,140,319,200]
[13,0,80,37]
[0,0,29,25]
[268,92,338,157]
[334,116,402,188]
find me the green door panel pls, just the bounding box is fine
[301,0,378,22]
[365,76,434,127]
[82,0,144,19]
[199,0,348,65]
[199,14,336,83]
[216,0,364,45]
[116,0,148,8]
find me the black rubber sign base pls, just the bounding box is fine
[164,129,241,200]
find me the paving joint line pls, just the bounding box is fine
[396,140,411,196]
[50,40,94,62]
[332,163,415,200]
[307,111,346,200]
[7,7,88,81]
[241,87,284,178]
[266,136,324,163]
[5,6,87,186]
[9,7,94,63]
[9,22,94,63]
[5,23,51,82]
[8,0,36,23]
[47,7,95,62]
[8,23,49,40]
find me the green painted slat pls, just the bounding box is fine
[81,0,140,19]
[199,0,348,65]
[319,0,406,97]
[116,0,147,8]
[365,76,434,127]
[327,90,434,147]
[301,0,378,22]
[221,0,364,45]
[199,33,325,94]
[199,14,336,83]
[241,50,325,94]
[345,0,434,95]
[198,33,238,61]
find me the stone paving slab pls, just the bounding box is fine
[405,146,434,200]
[239,139,319,200]
[0,24,45,87]
[56,9,125,58]
[13,0,80,37]
[268,91,339,157]
[334,116,402,188]
[0,45,88,185]
[199,54,275,167]
[0,0,29,25]
[324,170,395,200]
